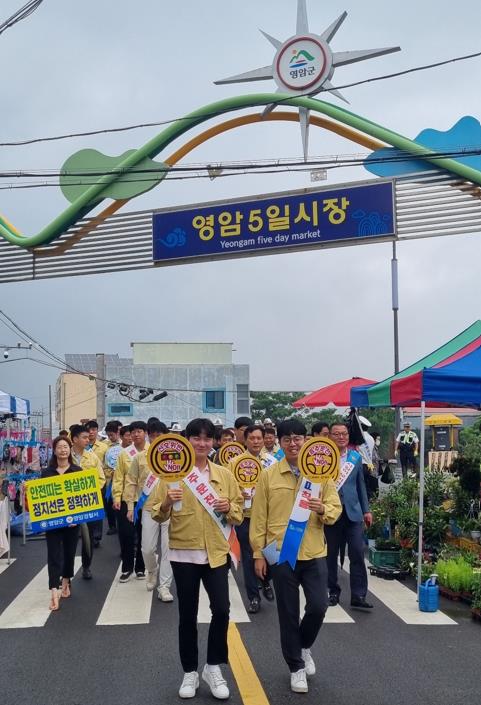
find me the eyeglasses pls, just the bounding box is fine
[330,432,349,437]
[281,435,305,445]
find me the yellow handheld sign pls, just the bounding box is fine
[298,437,340,484]
[147,434,195,482]
[231,455,262,488]
[218,441,245,467]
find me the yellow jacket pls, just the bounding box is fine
[249,458,342,561]
[112,444,148,502]
[72,448,106,490]
[123,450,155,511]
[89,438,108,465]
[150,460,243,568]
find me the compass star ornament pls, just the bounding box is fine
[215,0,400,159]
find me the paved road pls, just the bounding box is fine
[1,531,480,705]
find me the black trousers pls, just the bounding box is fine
[171,560,230,673]
[46,526,79,589]
[236,518,261,601]
[271,558,328,672]
[81,521,95,569]
[400,452,416,478]
[117,502,144,574]
[105,489,116,530]
[324,508,368,600]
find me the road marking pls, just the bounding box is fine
[228,622,270,705]
[0,558,16,575]
[0,557,81,629]
[198,570,250,623]
[96,563,153,625]
[299,591,354,623]
[342,559,457,625]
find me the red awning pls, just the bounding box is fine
[293,377,377,408]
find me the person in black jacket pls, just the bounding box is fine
[42,436,82,611]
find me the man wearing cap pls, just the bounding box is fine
[395,422,419,478]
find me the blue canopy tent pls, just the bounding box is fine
[349,322,481,602]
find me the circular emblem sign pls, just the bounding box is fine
[274,35,332,92]
[232,455,262,488]
[298,437,340,484]
[218,442,245,467]
[147,434,194,481]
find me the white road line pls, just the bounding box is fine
[198,570,250,624]
[342,559,457,625]
[299,591,354,623]
[0,557,81,629]
[96,563,153,626]
[0,558,16,575]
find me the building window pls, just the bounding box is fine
[108,402,133,417]
[236,384,250,415]
[203,389,225,412]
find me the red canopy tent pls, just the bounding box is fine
[293,377,377,408]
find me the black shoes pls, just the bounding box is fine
[119,571,132,583]
[106,527,117,535]
[350,597,374,610]
[328,593,339,607]
[82,568,92,580]
[248,597,260,614]
[93,540,101,548]
[263,584,275,602]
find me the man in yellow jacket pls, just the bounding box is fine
[250,418,342,695]
[151,418,243,701]
[70,424,106,579]
[228,423,276,614]
[112,420,148,582]
[124,418,174,602]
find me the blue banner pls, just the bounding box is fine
[152,181,395,263]
[30,509,105,534]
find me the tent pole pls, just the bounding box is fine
[392,242,401,436]
[417,400,426,600]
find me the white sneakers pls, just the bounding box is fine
[202,665,230,699]
[302,648,316,676]
[291,668,308,693]
[158,586,174,602]
[179,666,229,700]
[146,571,156,591]
[179,671,199,699]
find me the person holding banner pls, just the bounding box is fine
[249,419,342,694]
[70,424,106,579]
[325,422,373,610]
[124,418,174,601]
[150,418,243,701]
[229,424,275,614]
[42,436,82,611]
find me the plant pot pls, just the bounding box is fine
[367,539,376,549]
[471,607,481,622]
[399,538,414,549]
[470,531,481,542]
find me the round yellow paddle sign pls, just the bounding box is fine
[232,455,262,488]
[147,434,194,481]
[298,437,340,484]
[218,441,245,467]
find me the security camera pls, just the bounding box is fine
[3,350,9,359]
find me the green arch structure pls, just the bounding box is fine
[3,92,481,249]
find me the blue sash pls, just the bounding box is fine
[278,477,320,569]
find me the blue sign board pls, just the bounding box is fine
[152,180,395,264]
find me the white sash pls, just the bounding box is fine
[182,469,232,542]
[141,471,159,498]
[336,452,358,491]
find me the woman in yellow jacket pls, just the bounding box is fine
[151,418,243,701]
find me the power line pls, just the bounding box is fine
[1,47,481,147]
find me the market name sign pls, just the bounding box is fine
[152,180,396,264]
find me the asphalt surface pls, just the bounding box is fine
[2,530,481,705]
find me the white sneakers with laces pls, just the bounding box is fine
[301,648,316,676]
[202,664,230,699]
[291,668,308,693]
[158,586,174,602]
[178,671,199,699]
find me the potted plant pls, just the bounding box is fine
[470,519,481,543]
[396,505,418,549]
[471,576,481,621]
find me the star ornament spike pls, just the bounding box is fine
[215,0,400,159]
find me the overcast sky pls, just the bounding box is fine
[1,0,481,415]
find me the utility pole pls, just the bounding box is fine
[96,353,106,429]
[48,384,53,442]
